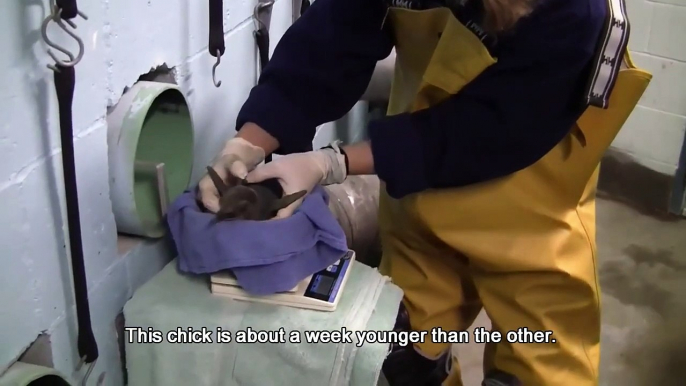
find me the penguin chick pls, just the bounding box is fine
[205,166,306,221]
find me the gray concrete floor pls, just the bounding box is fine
[453,198,686,385]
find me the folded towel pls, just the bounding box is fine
[124,259,403,386]
[166,186,349,295]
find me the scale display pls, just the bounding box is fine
[210,250,355,311]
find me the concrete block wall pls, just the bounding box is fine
[0,0,329,384]
[604,0,686,213]
[614,0,686,174]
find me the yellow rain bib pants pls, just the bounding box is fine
[377,5,652,386]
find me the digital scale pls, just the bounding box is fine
[210,250,355,311]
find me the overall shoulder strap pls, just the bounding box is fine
[583,0,631,109]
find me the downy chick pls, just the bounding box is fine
[204,166,307,221]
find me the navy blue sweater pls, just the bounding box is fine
[237,0,607,199]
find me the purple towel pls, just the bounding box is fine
[166,186,349,295]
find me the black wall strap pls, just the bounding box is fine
[54,64,98,363]
[300,0,310,15]
[254,28,270,71]
[253,1,273,72]
[209,0,225,57]
[56,0,78,19]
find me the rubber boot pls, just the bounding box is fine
[482,369,522,386]
[382,303,450,386]
[426,349,452,385]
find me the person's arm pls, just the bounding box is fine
[366,0,608,199]
[342,142,375,175]
[236,0,394,155]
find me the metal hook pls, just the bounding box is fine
[41,9,74,65]
[253,0,275,31]
[212,49,222,87]
[41,2,89,71]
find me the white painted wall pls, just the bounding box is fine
[0,0,337,384]
[613,0,686,175]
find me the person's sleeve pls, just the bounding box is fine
[368,4,606,199]
[236,0,394,154]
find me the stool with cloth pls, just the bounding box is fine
[123,260,403,386]
[123,183,404,385]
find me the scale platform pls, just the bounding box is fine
[210,250,355,311]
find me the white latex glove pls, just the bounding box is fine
[246,144,348,218]
[198,137,266,213]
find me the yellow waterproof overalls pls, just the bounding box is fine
[377,2,652,385]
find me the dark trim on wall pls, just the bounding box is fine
[668,126,686,215]
[597,148,682,221]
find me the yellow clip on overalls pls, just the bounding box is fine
[378,3,652,386]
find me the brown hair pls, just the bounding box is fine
[481,0,538,33]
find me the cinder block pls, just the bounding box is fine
[20,123,119,305]
[647,4,686,61]
[1,1,307,382]
[267,0,301,56]
[5,124,119,342]
[612,105,686,168]
[178,24,259,183]
[0,183,42,372]
[632,52,686,116]
[106,0,255,106]
[45,318,78,376]
[0,60,64,183]
[65,1,109,133]
[7,1,110,135]
[18,155,71,325]
[626,0,654,52]
[47,305,127,385]
[177,3,295,183]
[45,261,128,381]
[124,240,174,296]
[84,322,126,386]
[649,0,686,7]
[87,260,130,331]
[0,74,55,182]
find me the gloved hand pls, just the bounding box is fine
[198,137,266,213]
[246,143,348,218]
